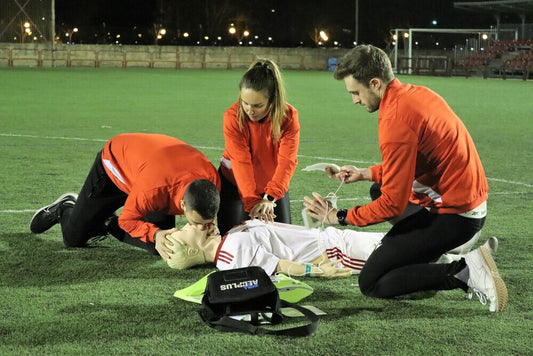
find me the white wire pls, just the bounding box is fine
[293,175,346,277]
[320,176,345,228]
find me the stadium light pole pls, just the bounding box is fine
[51,0,56,67]
[354,0,359,46]
[393,29,399,73]
[408,30,412,74]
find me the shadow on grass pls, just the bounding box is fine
[301,283,490,321]
[319,293,492,322]
[0,300,210,348]
[0,231,194,287]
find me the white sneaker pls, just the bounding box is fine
[464,246,508,312]
[482,237,499,256]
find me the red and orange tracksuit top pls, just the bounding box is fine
[220,100,300,212]
[101,133,220,243]
[347,79,488,226]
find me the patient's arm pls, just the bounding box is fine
[276,253,352,278]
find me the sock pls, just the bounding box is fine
[455,265,470,285]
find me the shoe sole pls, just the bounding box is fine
[485,236,499,254]
[479,246,508,312]
[30,192,79,233]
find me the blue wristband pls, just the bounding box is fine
[305,264,312,277]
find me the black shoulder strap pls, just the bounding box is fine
[199,300,319,337]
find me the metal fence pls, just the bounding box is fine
[0,0,53,44]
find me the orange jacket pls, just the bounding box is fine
[221,100,300,211]
[101,133,220,243]
[347,79,488,226]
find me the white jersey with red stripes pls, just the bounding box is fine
[214,220,384,275]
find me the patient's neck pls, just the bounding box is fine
[203,236,221,263]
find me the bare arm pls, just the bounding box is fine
[276,256,351,278]
[327,165,372,183]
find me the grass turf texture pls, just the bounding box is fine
[0,67,531,355]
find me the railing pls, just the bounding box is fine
[398,56,452,76]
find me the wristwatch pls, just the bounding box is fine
[263,194,276,202]
[336,209,348,226]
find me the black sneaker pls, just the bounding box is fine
[30,193,78,233]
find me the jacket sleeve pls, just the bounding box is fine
[222,109,260,211]
[264,109,300,199]
[347,121,417,227]
[369,164,383,184]
[118,189,161,243]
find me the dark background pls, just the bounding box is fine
[54,0,502,47]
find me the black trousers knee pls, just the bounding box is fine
[60,151,174,254]
[358,208,485,298]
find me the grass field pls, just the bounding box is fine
[1,67,532,355]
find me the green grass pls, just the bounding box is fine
[1,67,532,355]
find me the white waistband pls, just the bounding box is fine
[459,200,487,219]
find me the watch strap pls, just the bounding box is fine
[263,194,276,202]
[337,209,348,226]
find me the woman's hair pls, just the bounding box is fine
[238,58,288,141]
[333,45,395,87]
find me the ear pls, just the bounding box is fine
[369,78,381,90]
[180,200,185,210]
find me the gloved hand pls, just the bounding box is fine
[314,261,352,278]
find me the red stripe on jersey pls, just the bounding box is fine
[247,245,264,267]
[217,250,234,264]
[215,234,233,264]
[326,247,366,271]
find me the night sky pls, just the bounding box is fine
[54,0,499,47]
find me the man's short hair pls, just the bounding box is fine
[334,45,395,87]
[183,179,220,220]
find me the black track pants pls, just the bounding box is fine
[358,208,485,298]
[60,151,173,254]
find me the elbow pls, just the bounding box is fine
[378,197,409,220]
[387,204,407,219]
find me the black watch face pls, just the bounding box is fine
[337,209,347,225]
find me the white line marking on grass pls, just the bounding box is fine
[0,132,224,151]
[490,191,531,195]
[0,133,108,142]
[0,209,36,213]
[2,132,532,189]
[487,178,533,188]
[195,145,223,151]
[297,154,377,166]
[1,191,528,215]
[290,197,372,203]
